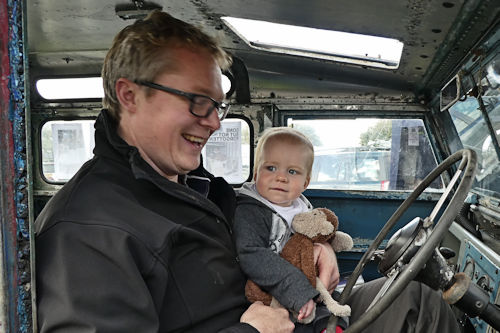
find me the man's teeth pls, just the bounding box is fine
[184,134,204,144]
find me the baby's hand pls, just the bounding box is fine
[297,299,315,320]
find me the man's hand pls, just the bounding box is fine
[240,301,295,333]
[314,242,340,294]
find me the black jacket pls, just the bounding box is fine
[35,110,257,333]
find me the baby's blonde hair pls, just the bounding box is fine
[253,127,314,179]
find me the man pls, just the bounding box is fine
[35,10,294,333]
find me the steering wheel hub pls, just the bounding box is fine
[378,217,425,275]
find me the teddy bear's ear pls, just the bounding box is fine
[316,208,339,230]
[291,211,311,234]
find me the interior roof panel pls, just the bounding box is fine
[27,0,499,98]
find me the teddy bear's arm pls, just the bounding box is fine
[245,279,273,305]
[331,231,354,252]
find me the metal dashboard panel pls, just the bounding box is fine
[450,222,500,333]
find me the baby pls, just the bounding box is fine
[234,127,319,321]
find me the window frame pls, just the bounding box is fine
[37,115,98,186]
[278,109,447,199]
[36,114,255,189]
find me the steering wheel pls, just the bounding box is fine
[328,149,477,333]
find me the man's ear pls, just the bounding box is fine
[115,78,139,113]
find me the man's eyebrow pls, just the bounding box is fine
[191,86,224,101]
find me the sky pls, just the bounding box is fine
[290,118,381,149]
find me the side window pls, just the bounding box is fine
[40,118,251,185]
[41,120,96,182]
[202,118,251,184]
[287,118,443,191]
[448,54,500,197]
[37,75,244,184]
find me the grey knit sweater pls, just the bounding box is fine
[233,182,319,312]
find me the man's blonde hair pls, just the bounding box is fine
[101,10,231,120]
[253,127,314,179]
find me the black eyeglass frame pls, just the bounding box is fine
[134,80,230,120]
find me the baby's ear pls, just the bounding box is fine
[303,176,310,190]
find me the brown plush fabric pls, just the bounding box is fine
[281,234,317,287]
[317,208,339,231]
[244,208,342,305]
[245,279,273,305]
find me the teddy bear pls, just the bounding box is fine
[245,207,353,324]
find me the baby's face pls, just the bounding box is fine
[255,140,310,207]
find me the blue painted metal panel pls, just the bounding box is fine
[306,189,440,281]
[306,190,439,243]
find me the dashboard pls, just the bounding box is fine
[449,222,500,333]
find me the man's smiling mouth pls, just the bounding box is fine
[183,134,205,147]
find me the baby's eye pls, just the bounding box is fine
[288,169,298,175]
[266,166,276,172]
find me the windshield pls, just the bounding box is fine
[287,118,443,191]
[449,54,500,198]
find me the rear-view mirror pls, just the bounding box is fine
[440,74,461,111]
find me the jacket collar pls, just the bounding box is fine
[93,109,226,221]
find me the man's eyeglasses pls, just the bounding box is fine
[134,80,230,120]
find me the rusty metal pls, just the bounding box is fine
[0,0,32,331]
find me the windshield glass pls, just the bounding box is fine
[449,54,500,198]
[287,118,443,191]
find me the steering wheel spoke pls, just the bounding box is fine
[428,167,464,224]
[366,266,401,311]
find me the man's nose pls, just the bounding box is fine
[199,108,221,131]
